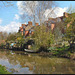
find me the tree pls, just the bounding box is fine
[31,24,54,50]
[0,32,8,40]
[16,33,25,44]
[53,21,66,47]
[64,8,75,49]
[6,32,17,42]
[0,1,14,8]
[18,1,57,25]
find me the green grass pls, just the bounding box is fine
[56,46,70,51]
[0,65,11,74]
[48,46,70,56]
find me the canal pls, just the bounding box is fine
[0,49,75,74]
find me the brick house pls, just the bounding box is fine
[19,12,70,38]
[19,21,39,37]
[44,12,69,33]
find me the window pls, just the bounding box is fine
[29,30,31,34]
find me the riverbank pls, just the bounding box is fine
[38,51,75,60]
[25,46,75,60]
[0,45,75,60]
[38,46,75,60]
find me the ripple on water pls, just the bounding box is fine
[0,49,74,74]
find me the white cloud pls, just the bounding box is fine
[54,7,68,17]
[44,7,68,19]
[17,1,68,18]
[0,19,2,24]
[17,1,68,23]
[14,14,20,20]
[0,21,21,33]
[17,1,38,16]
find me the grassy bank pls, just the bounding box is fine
[38,46,75,60]
[0,65,11,74]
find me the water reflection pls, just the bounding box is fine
[0,49,75,74]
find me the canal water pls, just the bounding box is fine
[0,49,75,74]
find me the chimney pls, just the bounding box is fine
[35,23,39,26]
[63,12,68,17]
[22,24,26,27]
[28,21,32,25]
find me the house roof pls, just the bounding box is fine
[25,25,34,31]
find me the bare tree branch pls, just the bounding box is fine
[0,1,14,7]
[18,1,57,25]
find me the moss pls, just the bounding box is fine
[0,65,11,74]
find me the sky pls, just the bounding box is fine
[0,1,75,33]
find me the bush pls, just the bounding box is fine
[31,24,54,50]
[48,47,56,51]
[0,65,11,74]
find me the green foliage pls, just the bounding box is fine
[53,21,65,46]
[48,47,56,51]
[6,32,26,47]
[15,33,25,47]
[31,24,54,50]
[30,45,40,51]
[64,10,75,45]
[6,32,17,41]
[67,51,72,57]
[0,43,5,48]
[0,43,4,47]
[0,65,11,74]
[49,46,70,56]
[56,46,70,51]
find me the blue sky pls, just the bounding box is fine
[56,1,75,8]
[0,1,18,25]
[0,1,75,33]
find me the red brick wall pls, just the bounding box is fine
[22,24,25,27]
[25,31,29,36]
[20,27,23,29]
[35,23,39,26]
[21,29,23,32]
[51,24,55,30]
[31,31,34,35]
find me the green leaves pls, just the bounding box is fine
[0,65,11,74]
[31,24,54,49]
[64,12,75,45]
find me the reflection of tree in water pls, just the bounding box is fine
[5,52,19,65]
[33,58,75,74]
[0,51,7,59]
[5,51,35,67]
[0,50,75,74]
[6,52,75,74]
